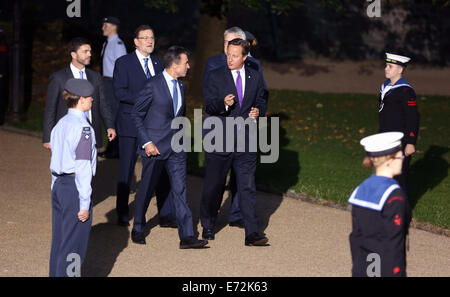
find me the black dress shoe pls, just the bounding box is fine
[180,237,209,249]
[229,219,245,228]
[202,228,215,240]
[245,233,269,246]
[131,230,146,245]
[159,217,178,228]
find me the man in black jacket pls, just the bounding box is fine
[42,37,116,150]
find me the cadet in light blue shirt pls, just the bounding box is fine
[49,78,97,277]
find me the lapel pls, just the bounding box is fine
[175,80,185,117]
[158,73,175,115]
[241,65,253,110]
[65,67,74,80]
[224,67,237,98]
[132,51,148,80]
[151,55,162,74]
[84,68,91,83]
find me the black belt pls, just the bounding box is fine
[52,172,75,177]
[103,76,113,81]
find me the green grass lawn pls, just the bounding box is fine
[187,90,450,229]
[7,90,450,229]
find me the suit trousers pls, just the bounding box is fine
[201,152,259,237]
[49,176,92,277]
[132,152,193,240]
[116,136,173,221]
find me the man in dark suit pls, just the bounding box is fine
[202,27,269,229]
[113,25,175,227]
[42,37,116,150]
[130,46,208,249]
[201,38,269,246]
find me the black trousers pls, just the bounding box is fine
[200,152,260,238]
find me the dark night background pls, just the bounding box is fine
[0,0,449,116]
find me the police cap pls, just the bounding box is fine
[64,78,94,97]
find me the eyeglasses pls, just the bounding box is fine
[137,37,154,41]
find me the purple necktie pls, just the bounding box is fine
[236,70,243,107]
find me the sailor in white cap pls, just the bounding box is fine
[364,53,420,193]
[349,132,412,277]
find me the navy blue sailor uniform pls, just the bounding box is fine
[49,109,97,277]
[378,78,420,192]
[348,174,411,277]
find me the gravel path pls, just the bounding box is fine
[0,129,448,277]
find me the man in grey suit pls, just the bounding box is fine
[43,37,116,150]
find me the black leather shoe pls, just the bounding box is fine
[131,230,146,245]
[245,233,269,246]
[180,237,209,249]
[202,228,215,240]
[229,219,245,228]
[159,216,178,228]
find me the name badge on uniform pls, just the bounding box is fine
[83,127,91,139]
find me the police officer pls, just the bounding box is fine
[364,53,420,193]
[49,78,97,277]
[349,132,412,277]
[100,16,126,158]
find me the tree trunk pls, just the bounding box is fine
[188,13,227,103]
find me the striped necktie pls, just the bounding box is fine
[144,58,151,78]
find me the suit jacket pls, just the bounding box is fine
[204,65,266,155]
[42,67,114,147]
[131,72,186,160]
[113,51,164,137]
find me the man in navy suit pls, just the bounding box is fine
[130,46,208,249]
[202,27,269,229]
[113,25,174,227]
[201,38,269,246]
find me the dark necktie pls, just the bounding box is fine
[172,79,178,116]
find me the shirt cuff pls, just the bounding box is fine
[142,141,153,149]
[79,199,91,211]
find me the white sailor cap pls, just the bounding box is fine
[385,53,411,67]
[360,132,404,157]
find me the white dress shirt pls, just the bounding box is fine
[70,63,92,122]
[135,49,155,77]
